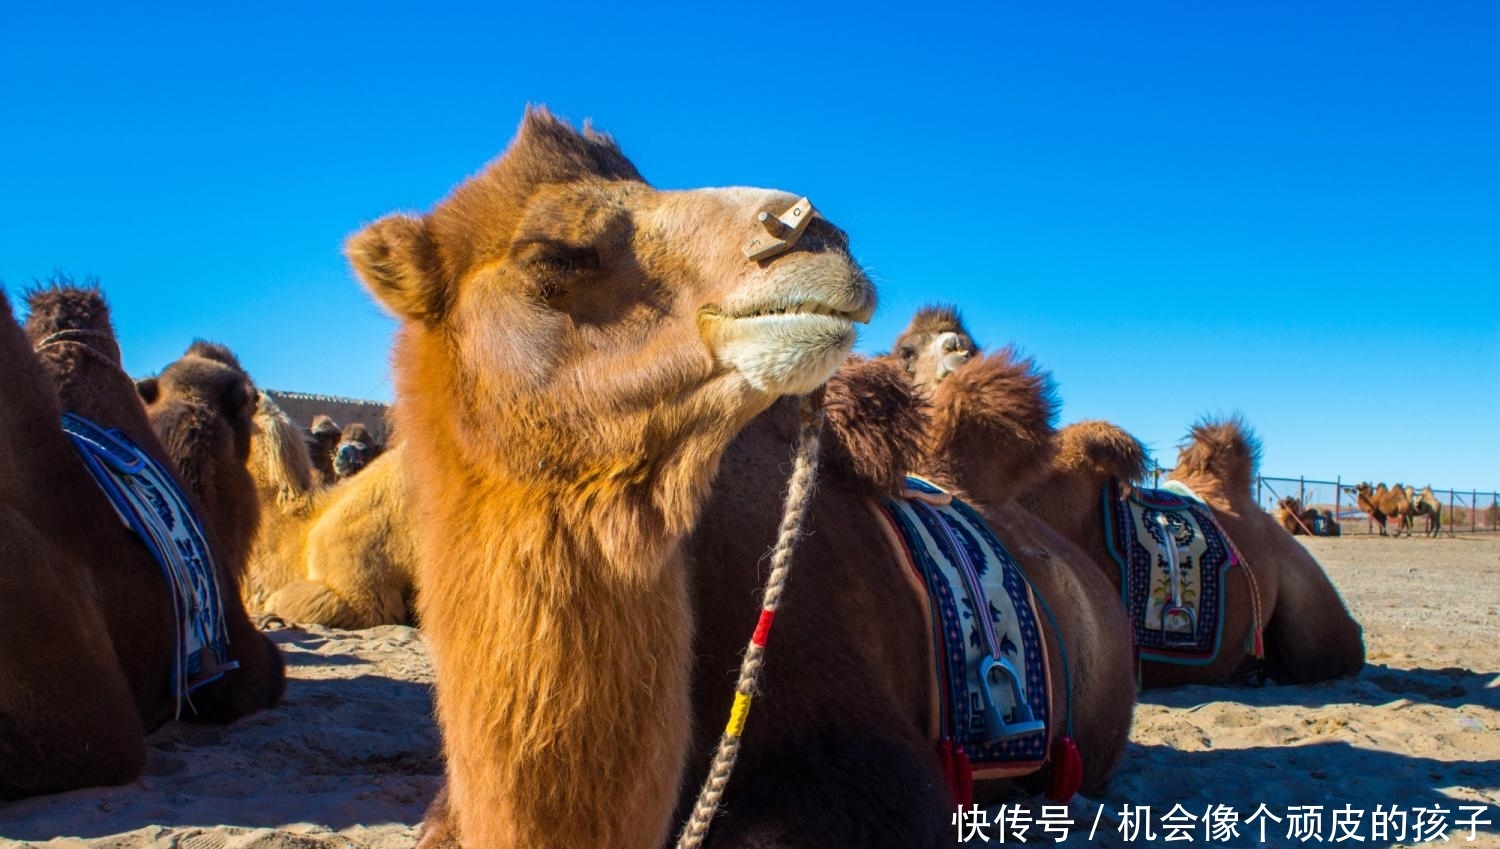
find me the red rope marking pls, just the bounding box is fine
[750,609,776,648]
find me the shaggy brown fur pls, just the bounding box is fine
[1,285,282,799]
[1025,416,1364,686]
[920,348,1058,505]
[353,108,873,849]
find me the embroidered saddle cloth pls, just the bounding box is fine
[873,476,1051,781]
[1102,478,1238,665]
[61,412,237,714]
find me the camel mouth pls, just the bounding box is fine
[725,301,864,322]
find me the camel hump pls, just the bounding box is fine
[820,357,926,496]
[1055,420,1149,483]
[1174,416,1261,493]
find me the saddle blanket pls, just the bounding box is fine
[61,412,237,714]
[874,476,1052,781]
[1102,478,1237,665]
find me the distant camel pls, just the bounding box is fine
[1277,496,1340,537]
[1410,485,1442,537]
[1348,482,1415,537]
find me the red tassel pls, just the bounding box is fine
[937,740,974,807]
[1045,736,1083,802]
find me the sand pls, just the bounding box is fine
[3,535,1496,848]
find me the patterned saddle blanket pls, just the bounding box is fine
[1102,479,1238,665]
[61,413,237,715]
[873,476,1052,787]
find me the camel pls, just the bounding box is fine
[1410,485,1442,537]
[0,285,283,799]
[307,414,342,483]
[893,306,1362,687]
[242,393,418,629]
[1276,496,1338,536]
[1277,497,1318,535]
[1021,419,1365,686]
[1349,482,1415,537]
[331,422,382,479]
[418,355,1134,847]
[668,354,1137,846]
[348,108,874,849]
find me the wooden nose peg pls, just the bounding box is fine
[742,197,817,261]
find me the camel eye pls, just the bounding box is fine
[514,240,603,302]
[900,345,916,363]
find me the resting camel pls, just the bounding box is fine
[1349,482,1415,537]
[893,306,1362,687]
[242,393,418,628]
[681,351,1137,847]
[1276,496,1339,536]
[0,285,283,799]
[332,422,382,479]
[349,108,875,849]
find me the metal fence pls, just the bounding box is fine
[1142,469,1500,536]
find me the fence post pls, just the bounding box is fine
[1335,476,1341,534]
[1256,476,1262,507]
[1449,490,1456,537]
[1473,490,1478,534]
[1299,476,1305,506]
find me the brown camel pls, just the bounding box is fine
[1277,497,1318,535]
[1022,419,1365,686]
[892,306,1361,687]
[1410,485,1443,537]
[242,393,418,629]
[420,355,1134,847]
[1349,482,1415,537]
[137,341,263,574]
[350,108,874,849]
[307,414,342,483]
[1,285,283,799]
[672,355,1133,847]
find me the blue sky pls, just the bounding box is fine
[3,2,1496,492]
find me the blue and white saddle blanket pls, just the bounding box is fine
[1102,479,1238,665]
[61,412,237,716]
[873,476,1052,781]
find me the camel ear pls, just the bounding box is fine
[136,377,159,405]
[347,214,447,323]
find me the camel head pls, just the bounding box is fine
[349,108,874,528]
[887,304,977,393]
[1171,416,1261,500]
[332,423,379,479]
[137,341,262,566]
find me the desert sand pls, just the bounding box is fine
[2,535,1496,848]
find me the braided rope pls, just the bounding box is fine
[673,393,826,849]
